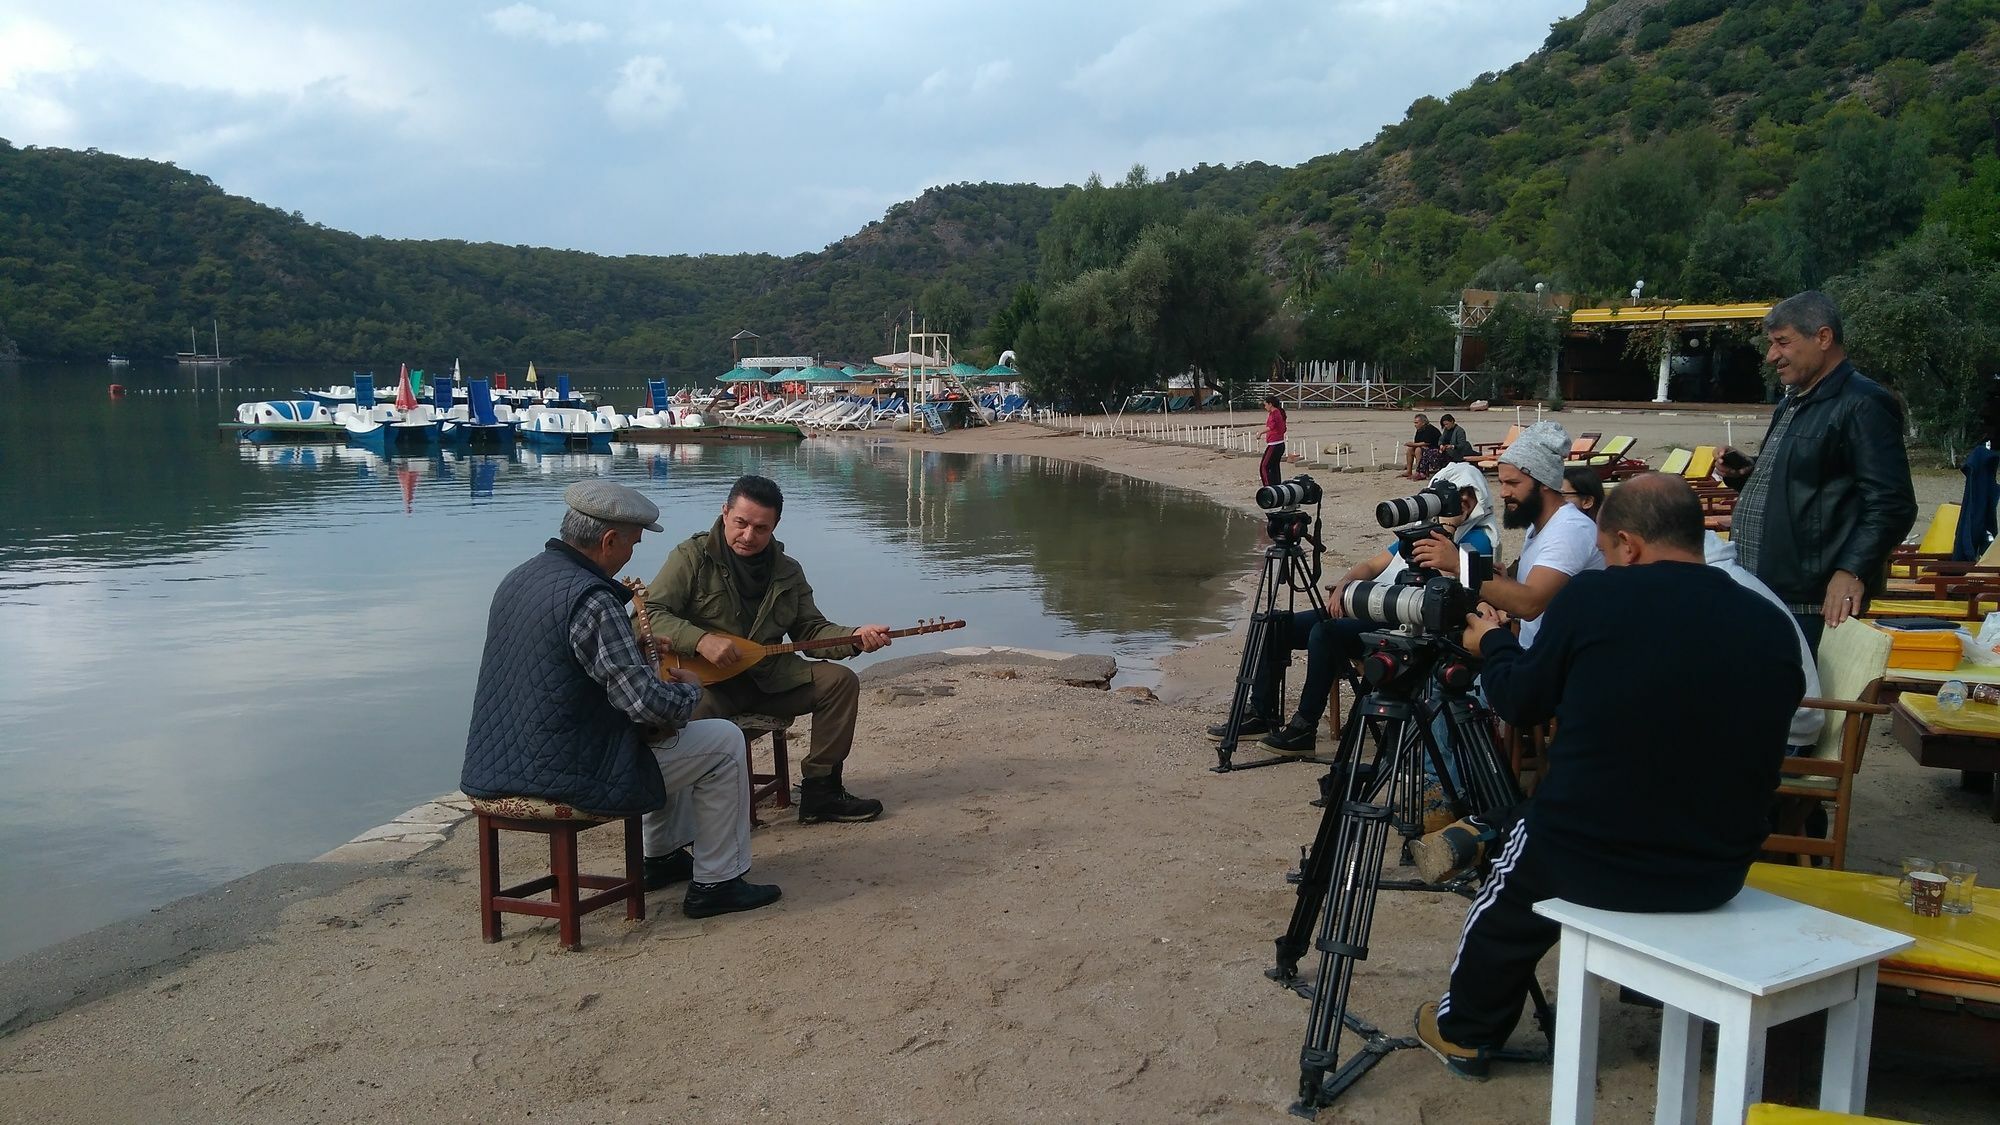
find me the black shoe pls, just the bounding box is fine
[1207,714,1276,740]
[1261,722,1317,755]
[682,876,782,918]
[643,848,694,891]
[799,777,884,823]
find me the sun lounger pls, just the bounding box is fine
[1888,504,1963,578]
[1657,448,1693,476]
[1685,445,1717,482]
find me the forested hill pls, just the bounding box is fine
[0,0,1995,373]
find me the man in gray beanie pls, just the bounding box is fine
[1413,420,1604,648]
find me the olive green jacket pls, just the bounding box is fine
[644,528,858,694]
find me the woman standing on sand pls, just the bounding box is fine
[1261,395,1287,486]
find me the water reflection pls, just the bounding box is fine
[0,362,1260,963]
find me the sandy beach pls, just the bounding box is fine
[1,413,1992,1124]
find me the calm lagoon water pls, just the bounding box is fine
[0,362,1260,962]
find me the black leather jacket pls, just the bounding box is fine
[1736,360,1916,605]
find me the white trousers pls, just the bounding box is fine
[641,717,751,884]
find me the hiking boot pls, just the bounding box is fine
[642,847,694,891]
[1260,721,1318,755]
[1410,818,1489,885]
[682,876,782,919]
[1414,1000,1490,1081]
[1207,714,1276,740]
[799,776,884,823]
[1419,782,1459,834]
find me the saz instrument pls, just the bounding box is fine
[658,618,968,685]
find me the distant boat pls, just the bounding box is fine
[176,320,237,366]
[106,355,130,366]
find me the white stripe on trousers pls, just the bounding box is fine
[1437,823,1529,1020]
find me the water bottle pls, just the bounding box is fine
[1937,679,1968,711]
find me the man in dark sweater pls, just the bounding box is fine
[1413,474,1805,1080]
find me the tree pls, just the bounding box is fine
[1121,209,1277,394]
[1015,269,1147,410]
[1679,210,1801,300]
[982,283,1039,357]
[1480,294,1563,402]
[1783,106,1935,286]
[1555,130,1737,296]
[1294,270,1451,374]
[1924,155,2000,264]
[1036,166,1182,287]
[917,279,974,340]
[1826,222,2000,464]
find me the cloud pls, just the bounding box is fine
[0,17,92,88]
[485,3,606,46]
[725,22,790,74]
[603,56,683,127]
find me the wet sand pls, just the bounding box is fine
[0,414,1990,1124]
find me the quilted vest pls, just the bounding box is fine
[460,540,667,816]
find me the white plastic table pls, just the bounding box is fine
[1533,888,1913,1125]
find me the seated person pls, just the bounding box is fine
[461,481,780,919]
[1411,474,1805,1079]
[1210,464,1498,754]
[1560,465,1603,521]
[647,474,891,824]
[1412,421,1603,649]
[1437,413,1478,464]
[1403,413,1443,479]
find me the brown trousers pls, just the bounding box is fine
[691,661,860,779]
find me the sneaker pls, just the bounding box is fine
[1414,1000,1490,1081]
[1409,818,1488,885]
[682,876,782,919]
[1260,722,1317,755]
[799,777,884,823]
[1206,714,1276,740]
[642,847,694,891]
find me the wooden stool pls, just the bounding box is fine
[732,713,793,827]
[472,796,644,951]
[1534,888,1912,1125]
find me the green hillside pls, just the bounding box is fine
[0,0,1995,410]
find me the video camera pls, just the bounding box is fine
[1337,480,1491,636]
[1256,474,1322,546]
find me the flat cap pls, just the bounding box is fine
[564,480,663,532]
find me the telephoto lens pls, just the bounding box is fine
[1255,475,1322,510]
[1374,480,1462,528]
[1339,579,1432,632]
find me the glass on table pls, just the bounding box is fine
[1940,861,1978,916]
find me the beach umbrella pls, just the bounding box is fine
[949,362,984,377]
[527,361,539,386]
[411,368,425,397]
[986,363,1017,376]
[394,363,417,411]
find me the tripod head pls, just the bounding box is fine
[1357,630,1480,699]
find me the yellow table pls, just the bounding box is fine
[1746,863,2000,1002]
[1889,695,2000,821]
[1882,659,2000,687]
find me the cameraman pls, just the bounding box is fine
[1412,421,1602,648]
[1411,474,1805,1080]
[1211,465,1498,754]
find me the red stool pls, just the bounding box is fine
[472,796,644,951]
[732,713,793,827]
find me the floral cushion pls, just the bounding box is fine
[469,795,616,822]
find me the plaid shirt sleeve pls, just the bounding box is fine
[569,588,700,730]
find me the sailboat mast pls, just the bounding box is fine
[212,318,220,360]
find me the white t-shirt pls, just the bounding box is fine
[1515,502,1607,648]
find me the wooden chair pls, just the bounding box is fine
[1887,503,1962,579]
[473,796,644,951]
[1884,523,2000,596]
[1764,620,1893,870]
[731,713,794,827]
[1498,717,1555,796]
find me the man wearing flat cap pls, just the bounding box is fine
[462,480,781,920]
[1413,420,1603,647]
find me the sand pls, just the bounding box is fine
[0,412,1991,1124]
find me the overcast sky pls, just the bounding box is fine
[0,1,1580,257]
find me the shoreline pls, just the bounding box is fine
[2,420,1992,1123]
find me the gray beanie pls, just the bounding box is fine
[1498,420,1571,492]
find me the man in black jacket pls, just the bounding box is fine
[1718,290,1917,649]
[1412,475,1804,1080]
[462,481,781,919]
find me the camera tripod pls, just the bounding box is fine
[1266,632,1551,1116]
[1214,534,1327,772]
